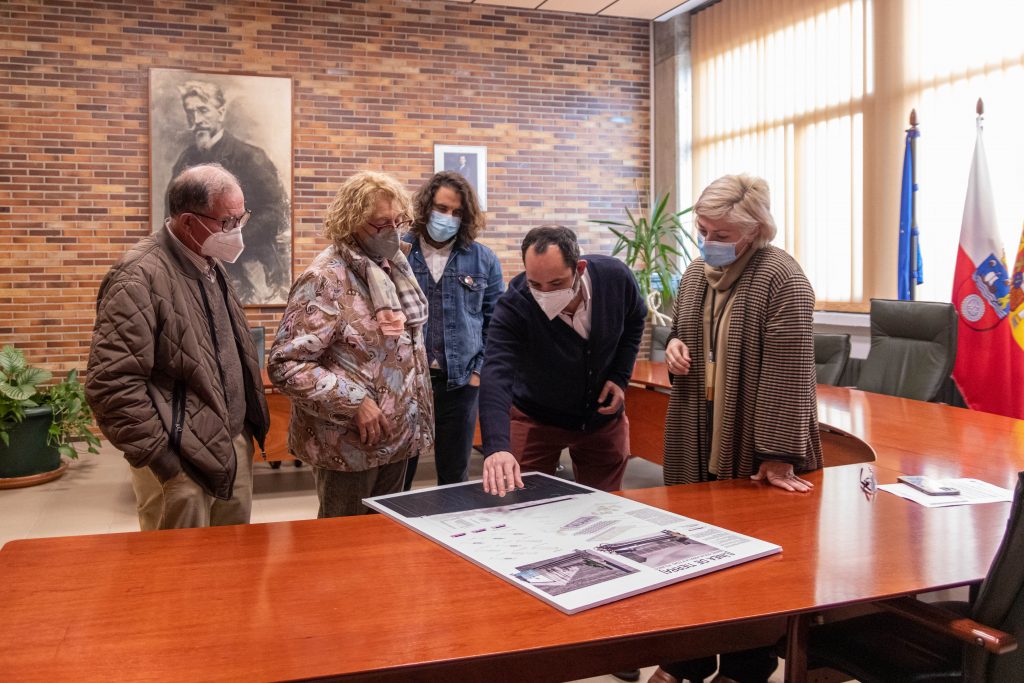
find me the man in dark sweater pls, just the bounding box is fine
[479,226,647,496]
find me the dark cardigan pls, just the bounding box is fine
[479,255,647,455]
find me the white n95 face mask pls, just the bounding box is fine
[530,275,578,320]
[200,227,245,263]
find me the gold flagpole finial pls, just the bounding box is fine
[977,98,984,116]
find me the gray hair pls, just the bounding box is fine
[177,80,225,108]
[167,164,240,217]
[694,174,777,249]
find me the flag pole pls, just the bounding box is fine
[909,108,919,300]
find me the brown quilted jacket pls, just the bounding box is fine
[86,228,270,500]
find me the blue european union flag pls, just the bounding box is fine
[897,129,924,300]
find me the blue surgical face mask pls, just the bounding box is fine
[698,233,742,268]
[426,211,461,243]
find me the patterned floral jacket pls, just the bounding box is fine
[268,242,434,471]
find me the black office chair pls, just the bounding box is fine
[814,333,850,386]
[856,299,956,401]
[649,325,671,362]
[799,471,1023,682]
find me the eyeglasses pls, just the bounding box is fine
[860,466,877,497]
[191,209,252,232]
[366,216,413,233]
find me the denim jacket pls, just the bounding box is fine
[405,234,504,389]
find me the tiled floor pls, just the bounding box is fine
[0,445,793,683]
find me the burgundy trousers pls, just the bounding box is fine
[509,406,630,492]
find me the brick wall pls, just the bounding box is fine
[0,0,650,372]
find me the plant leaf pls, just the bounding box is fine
[589,219,631,228]
[623,205,638,229]
[606,226,629,242]
[0,346,25,376]
[0,382,34,402]
[20,367,52,388]
[649,193,671,228]
[592,194,695,305]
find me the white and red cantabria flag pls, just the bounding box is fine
[951,121,1024,419]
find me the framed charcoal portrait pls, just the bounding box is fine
[150,68,293,306]
[435,144,487,211]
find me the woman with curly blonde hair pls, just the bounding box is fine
[268,171,434,517]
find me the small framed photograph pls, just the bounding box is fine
[434,144,487,210]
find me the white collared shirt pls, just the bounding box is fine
[558,269,592,339]
[421,237,455,283]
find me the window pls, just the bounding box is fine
[905,0,1024,302]
[689,0,1024,305]
[693,0,869,302]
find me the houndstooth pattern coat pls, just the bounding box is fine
[663,246,823,485]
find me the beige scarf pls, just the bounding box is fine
[340,238,428,336]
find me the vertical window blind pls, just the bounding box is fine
[905,0,1024,303]
[690,0,1024,305]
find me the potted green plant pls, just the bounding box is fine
[0,345,100,488]
[591,192,698,319]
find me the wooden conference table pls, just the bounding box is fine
[1,381,1022,681]
[625,360,877,467]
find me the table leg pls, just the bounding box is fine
[784,614,808,683]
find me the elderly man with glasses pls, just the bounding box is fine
[86,163,270,531]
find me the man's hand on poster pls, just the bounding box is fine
[483,451,525,497]
[355,396,390,446]
[596,380,624,415]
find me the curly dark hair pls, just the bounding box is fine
[410,171,485,244]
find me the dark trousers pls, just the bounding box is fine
[510,405,630,492]
[311,459,407,518]
[404,378,480,490]
[661,646,778,682]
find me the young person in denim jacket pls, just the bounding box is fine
[403,172,504,487]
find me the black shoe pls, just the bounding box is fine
[613,671,641,682]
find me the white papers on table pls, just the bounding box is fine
[364,473,781,614]
[878,478,1013,508]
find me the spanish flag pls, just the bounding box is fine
[951,120,1024,419]
[1011,227,1024,356]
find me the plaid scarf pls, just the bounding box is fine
[339,237,428,336]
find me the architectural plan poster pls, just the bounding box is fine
[365,473,781,614]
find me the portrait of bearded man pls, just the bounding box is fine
[150,70,293,305]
